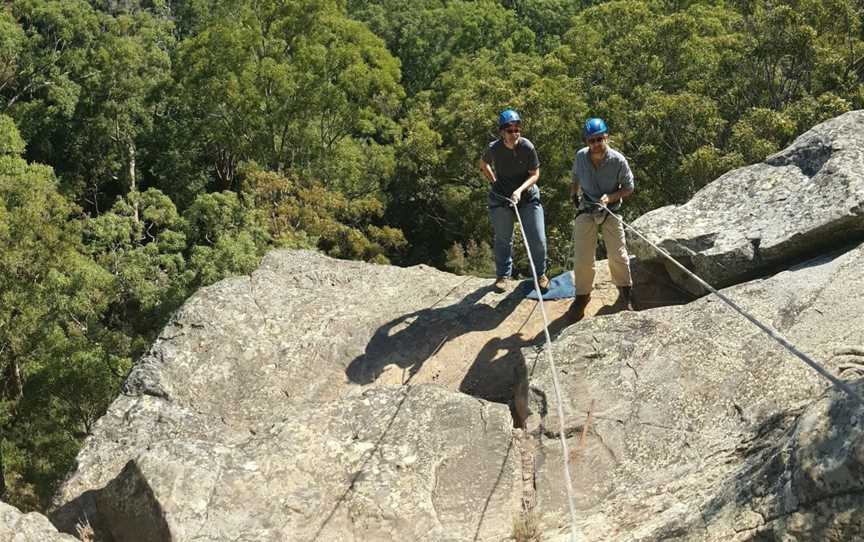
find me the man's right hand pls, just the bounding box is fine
[571,193,580,208]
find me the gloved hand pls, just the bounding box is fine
[571,193,580,208]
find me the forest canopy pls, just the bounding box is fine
[2,0,863,511]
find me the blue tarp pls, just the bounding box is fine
[525,271,575,300]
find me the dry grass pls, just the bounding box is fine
[75,516,95,542]
[512,511,542,542]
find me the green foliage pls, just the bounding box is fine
[183,189,270,286]
[729,108,797,163]
[0,115,25,156]
[242,164,407,263]
[390,48,587,271]
[507,0,602,52]
[167,0,403,195]
[0,147,119,509]
[349,0,535,93]
[444,239,494,276]
[3,0,102,153]
[550,0,864,214]
[84,188,191,332]
[59,9,174,210]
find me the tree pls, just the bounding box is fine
[60,9,174,214]
[183,190,271,286]
[389,48,587,271]
[242,164,407,263]
[1,0,102,161]
[0,115,117,508]
[349,0,536,93]
[84,188,191,339]
[166,0,403,196]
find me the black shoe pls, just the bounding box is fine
[619,286,634,311]
[567,294,590,319]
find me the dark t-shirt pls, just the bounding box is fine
[482,137,540,198]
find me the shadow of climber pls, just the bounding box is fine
[345,283,526,385]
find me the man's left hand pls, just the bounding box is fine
[600,193,611,206]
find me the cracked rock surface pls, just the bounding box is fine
[49,251,535,542]
[44,111,864,542]
[630,110,864,295]
[90,386,518,542]
[0,501,78,541]
[529,231,864,541]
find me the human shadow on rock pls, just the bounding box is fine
[345,283,526,385]
[459,296,587,407]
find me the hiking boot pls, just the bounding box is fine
[537,274,550,293]
[571,293,590,310]
[494,276,509,292]
[573,293,590,305]
[568,293,591,319]
[619,286,634,311]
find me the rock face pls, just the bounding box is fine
[527,232,864,540]
[0,501,78,541]
[93,386,517,542]
[630,110,864,295]
[51,251,524,542]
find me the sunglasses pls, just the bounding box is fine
[504,126,521,134]
[588,135,606,144]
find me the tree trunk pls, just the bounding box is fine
[0,444,6,500]
[127,139,139,224]
[215,148,236,191]
[2,356,23,402]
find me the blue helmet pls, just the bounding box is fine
[498,109,521,129]
[583,117,608,138]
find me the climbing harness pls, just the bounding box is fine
[599,205,864,407]
[493,191,583,542]
[574,201,610,225]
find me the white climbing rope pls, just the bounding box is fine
[599,205,864,407]
[504,195,583,542]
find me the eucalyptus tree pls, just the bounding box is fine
[167,0,403,197]
[0,115,118,508]
[0,0,101,164]
[348,0,535,93]
[553,0,859,212]
[1,1,175,215]
[241,164,407,263]
[60,9,174,215]
[84,188,191,341]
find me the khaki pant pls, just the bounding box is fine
[572,212,632,295]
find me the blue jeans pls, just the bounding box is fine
[488,190,547,278]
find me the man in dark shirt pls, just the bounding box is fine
[479,109,549,292]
